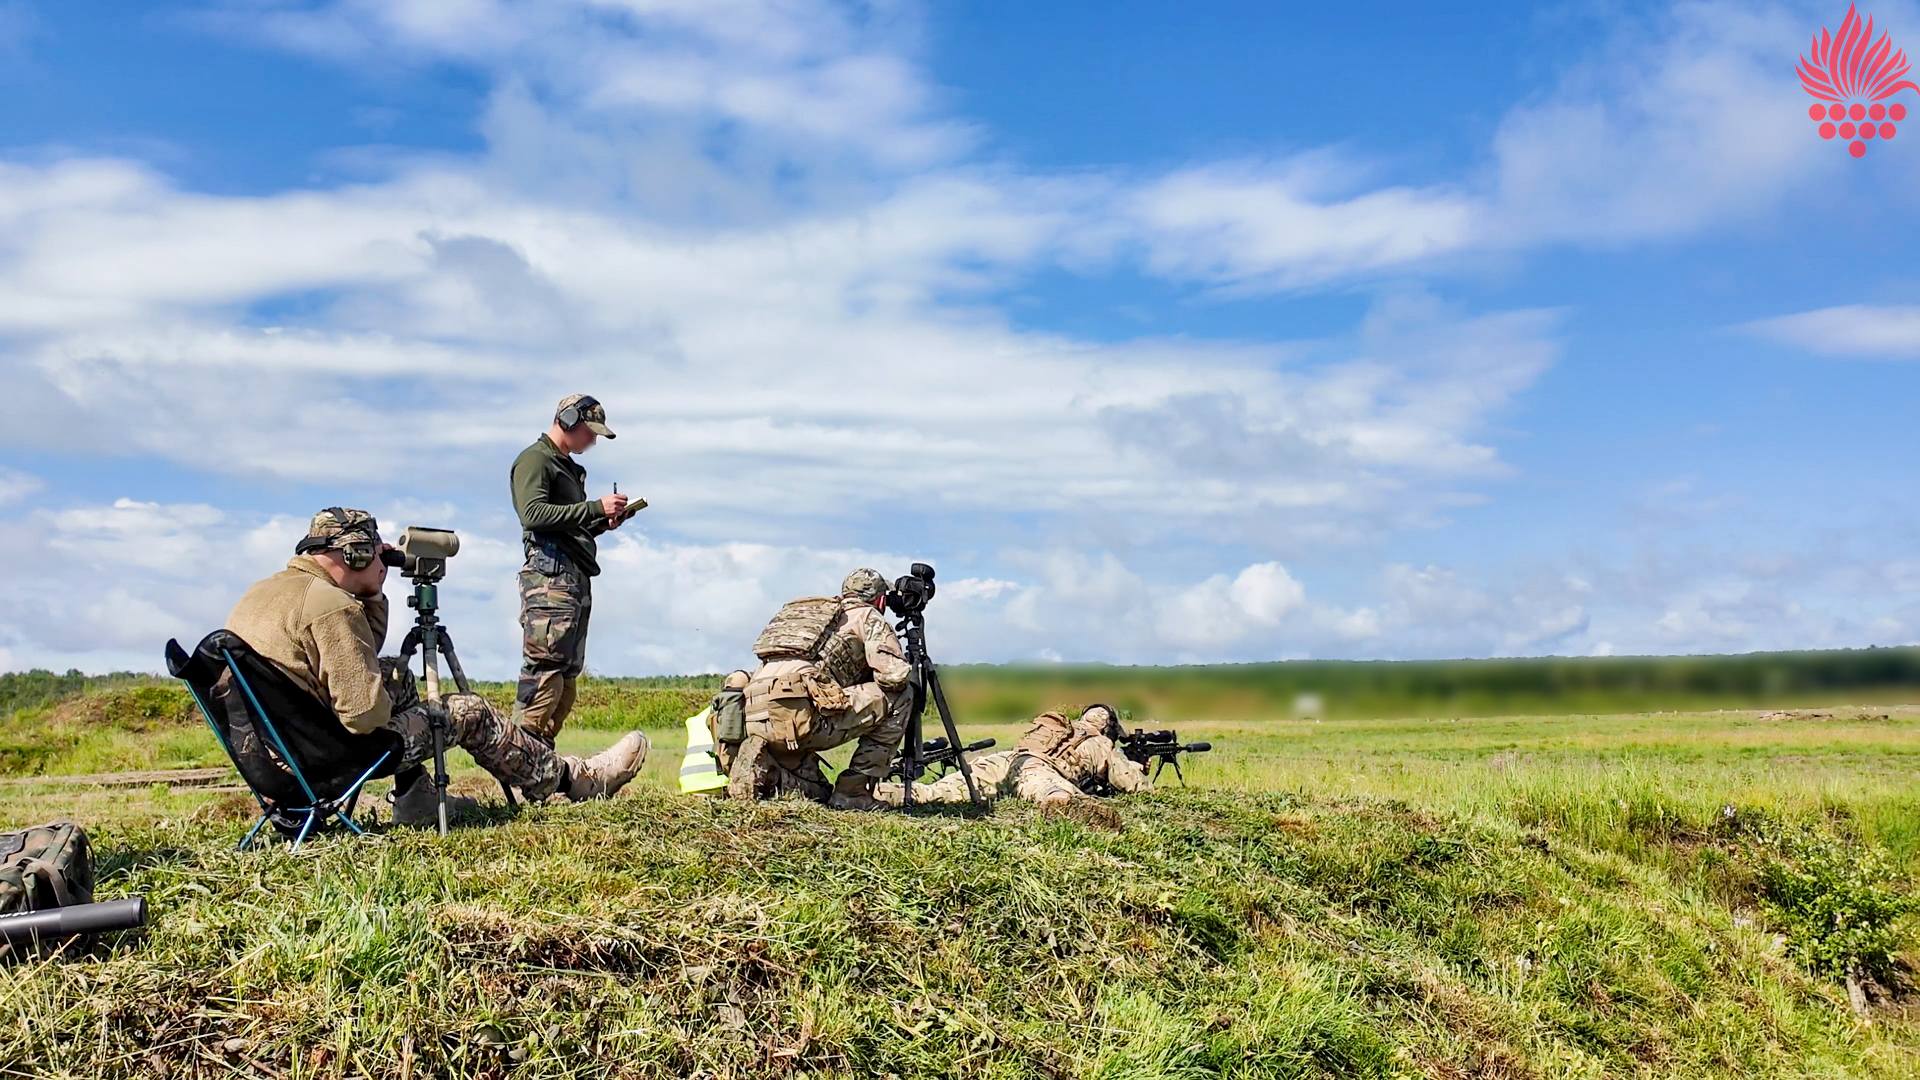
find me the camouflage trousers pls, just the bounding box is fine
[729,682,911,800]
[515,549,592,743]
[876,750,1084,806]
[389,693,567,800]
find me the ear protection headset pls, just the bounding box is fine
[293,507,381,570]
[557,395,600,429]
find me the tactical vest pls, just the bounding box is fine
[753,597,845,662]
[817,609,874,688]
[1014,712,1079,763]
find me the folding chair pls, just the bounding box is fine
[165,631,404,850]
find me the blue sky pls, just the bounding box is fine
[1,0,1918,677]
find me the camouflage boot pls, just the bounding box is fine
[561,731,650,801]
[827,770,887,812]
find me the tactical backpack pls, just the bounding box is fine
[753,597,844,661]
[1014,711,1079,762]
[1,821,95,955]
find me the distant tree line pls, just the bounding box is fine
[8,648,1920,723]
[0,669,155,716]
[937,647,1920,718]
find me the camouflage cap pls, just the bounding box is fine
[841,568,887,602]
[556,393,616,439]
[294,507,381,556]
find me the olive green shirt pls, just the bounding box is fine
[510,433,606,576]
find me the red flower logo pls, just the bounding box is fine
[1799,4,1919,157]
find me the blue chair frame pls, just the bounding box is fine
[169,639,395,851]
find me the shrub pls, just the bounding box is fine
[1731,811,1918,981]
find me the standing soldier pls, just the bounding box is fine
[510,393,635,746]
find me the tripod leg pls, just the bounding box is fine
[420,630,450,837]
[1170,757,1186,786]
[924,665,982,808]
[437,630,474,696]
[900,672,924,810]
[430,719,450,835]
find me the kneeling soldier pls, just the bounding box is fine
[730,569,913,810]
[877,705,1149,808]
[226,508,649,825]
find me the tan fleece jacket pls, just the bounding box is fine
[226,557,393,734]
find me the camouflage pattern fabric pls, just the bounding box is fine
[514,553,592,742]
[731,683,911,799]
[295,507,381,556]
[817,597,911,690]
[722,735,834,802]
[555,392,616,438]
[752,596,844,661]
[390,692,567,800]
[796,681,912,782]
[877,710,1151,807]
[841,568,886,603]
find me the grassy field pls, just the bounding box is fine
[1,670,1916,1077]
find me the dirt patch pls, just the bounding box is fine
[0,767,232,789]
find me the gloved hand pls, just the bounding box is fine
[379,656,421,714]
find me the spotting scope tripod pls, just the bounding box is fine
[390,529,516,835]
[890,612,994,809]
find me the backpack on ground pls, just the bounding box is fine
[1,821,95,956]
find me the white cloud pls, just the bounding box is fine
[204,0,969,171]
[0,139,1557,538]
[1128,159,1479,290]
[1485,1,1834,248]
[1740,305,1920,359]
[1106,1,1854,290]
[2,0,1908,673]
[0,467,39,506]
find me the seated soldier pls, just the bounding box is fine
[876,705,1149,808]
[729,569,913,810]
[225,507,649,825]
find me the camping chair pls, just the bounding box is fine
[165,631,405,850]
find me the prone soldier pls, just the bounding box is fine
[226,508,649,825]
[876,705,1149,808]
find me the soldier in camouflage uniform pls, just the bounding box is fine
[509,393,633,745]
[875,705,1150,808]
[733,569,914,810]
[225,508,650,826]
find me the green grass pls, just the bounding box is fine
[1,679,1916,1077]
[3,791,1915,1078]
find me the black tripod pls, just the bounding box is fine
[394,572,514,835]
[891,613,993,809]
